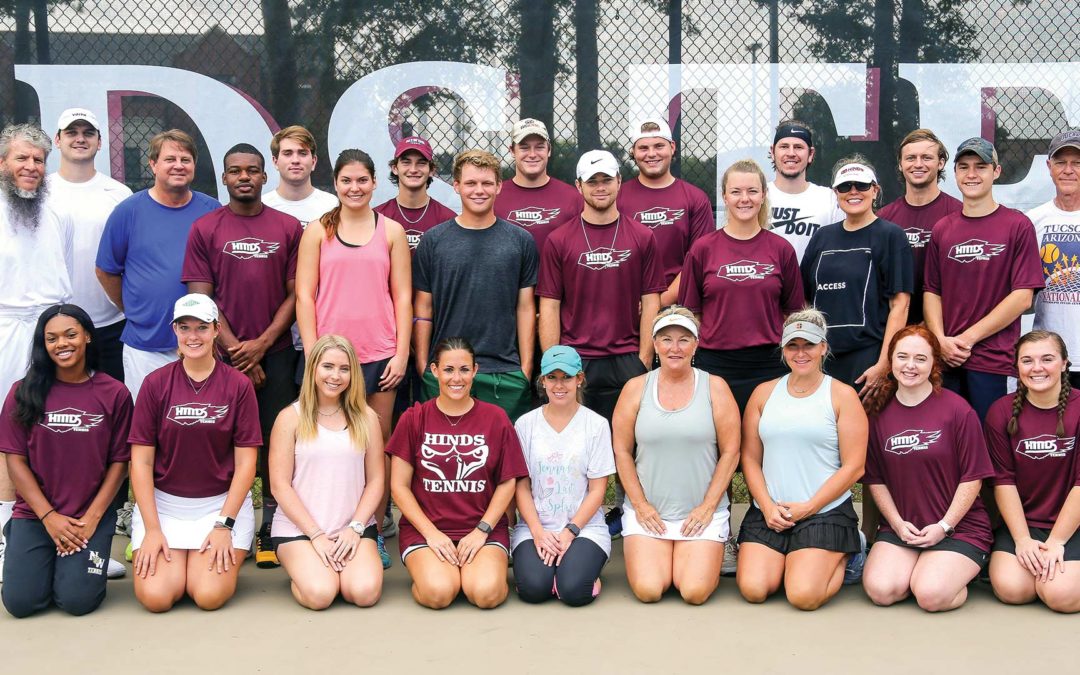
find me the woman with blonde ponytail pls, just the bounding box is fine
[985,330,1080,612]
[269,335,384,609]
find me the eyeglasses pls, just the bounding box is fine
[835,181,874,193]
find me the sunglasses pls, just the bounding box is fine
[835,181,874,193]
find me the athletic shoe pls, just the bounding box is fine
[125,541,132,562]
[376,534,391,570]
[721,539,739,576]
[843,530,868,585]
[381,513,398,539]
[107,557,126,579]
[605,507,623,539]
[255,523,279,568]
[115,501,133,537]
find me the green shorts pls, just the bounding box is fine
[421,369,533,422]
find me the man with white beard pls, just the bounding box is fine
[0,124,73,581]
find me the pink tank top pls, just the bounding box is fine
[315,213,397,363]
[271,403,375,538]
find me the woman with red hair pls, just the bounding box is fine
[860,325,994,611]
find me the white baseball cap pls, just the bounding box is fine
[576,150,620,181]
[652,313,699,338]
[57,108,100,132]
[832,163,877,188]
[511,118,550,144]
[173,293,218,323]
[630,117,673,144]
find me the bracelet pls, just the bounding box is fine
[40,508,56,520]
[309,530,325,541]
[413,316,432,323]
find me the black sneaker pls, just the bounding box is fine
[605,507,623,539]
[255,523,279,568]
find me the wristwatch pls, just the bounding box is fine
[214,514,235,530]
[937,519,955,537]
[564,523,581,537]
[347,520,366,535]
[476,520,493,534]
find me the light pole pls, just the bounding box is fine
[748,42,762,147]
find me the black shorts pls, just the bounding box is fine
[361,357,397,395]
[874,530,989,567]
[694,345,786,414]
[272,523,378,552]
[738,498,862,555]
[991,525,1080,561]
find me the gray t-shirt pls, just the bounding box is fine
[413,217,538,372]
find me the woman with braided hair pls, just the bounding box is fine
[985,330,1080,612]
[860,325,994,611]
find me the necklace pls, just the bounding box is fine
[437,399,473,427]
[580,215,621,253]
[317,405,342,417]
[790,373,824,394]
[396,199,430,225]
[184,363,214,396]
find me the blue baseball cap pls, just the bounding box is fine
[540,345,583,377]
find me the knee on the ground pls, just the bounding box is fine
[629,576,669,603]
[1038,585,1080,614]
[341,576,381,608]
[465,578,508,609]
[189,584,236,611]
[862,573,910,607]
[2,590,48,619]
[293,577,340,610]
[55,590,106,617]
[515,573,555,604]
[736,575,773,604]
[911,580,965,613]
[414,578,460,609]
[677,579,718,606]
[785,585,831,611]
[553,571,598,607]
[990,574,1036,605]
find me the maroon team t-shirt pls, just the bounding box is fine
[0,374,133,520]
[374,197,457,254]
[985,390,1080,529]
[877,192,962,323]
[128,361,262,498]
[386,399,528,552]
[537,215,666,358]
[616,177,715,284]
[864,389,994,550]
[495,177,583,256]
[679,228,803,351]
[923,206,1044,375]
[181,206,302,354]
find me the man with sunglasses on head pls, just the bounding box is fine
[924,138,1043,421]
[767,121,844,263]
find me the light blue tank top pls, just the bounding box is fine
[755,374,849,512]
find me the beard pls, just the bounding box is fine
[0,169,48,232]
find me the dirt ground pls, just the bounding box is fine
[3,505,1074,674]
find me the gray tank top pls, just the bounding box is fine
[634,368,729,521]
[755,374,849,512]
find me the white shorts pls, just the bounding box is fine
[123,345,178,403]
[621,500,730,542]
[132,489,255,551]
[0,314,37,398]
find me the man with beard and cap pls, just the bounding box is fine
[182,144,303,569]
[0,123,74,581]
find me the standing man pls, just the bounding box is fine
[262,125,338,224]
[924,138,1044,421]
[538,150,664,423]
[0,123,73,579]
[182,144,302,568]
[47,109,132,382]
[877,129,962,324]
[1030,129,1080,385]
[375,136,457,254]
[413,150,538,421]
[617,117,714,305]
[95,130,220,402]
[495,118,583,256]
[766,120,844,263]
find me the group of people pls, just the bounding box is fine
[0,104,1078,617]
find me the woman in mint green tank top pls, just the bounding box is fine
[736,309,867,611]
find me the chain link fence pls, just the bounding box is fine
[0,0,1076,206]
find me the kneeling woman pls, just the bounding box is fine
[129,294,261,612]
[613,307,741,605]
[513,346,615,606]
[737,309,867,610]
[388,337,528,609]
[861,326,994,612]
[986,330,1080,613]
[0,305,132,617]
[269,335,384,609]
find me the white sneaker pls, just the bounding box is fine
[107,557,126,579]
[721,539,739,576]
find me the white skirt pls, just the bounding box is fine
[132,489,255,551]
[621,500,730,542]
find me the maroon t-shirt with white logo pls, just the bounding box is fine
[495,177,583,256]
[181,206,302,354]
[864,389,994,550]
[985,390,1080,529]
[128,361,262,498]
[877,192,962,324]
[679,228,803,351]
[386,399,528,552]
[616,177,715,284]
[537,216,666,358]
[0,374,132,520]
[374,197,457,255]
[923,206,1044,375]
